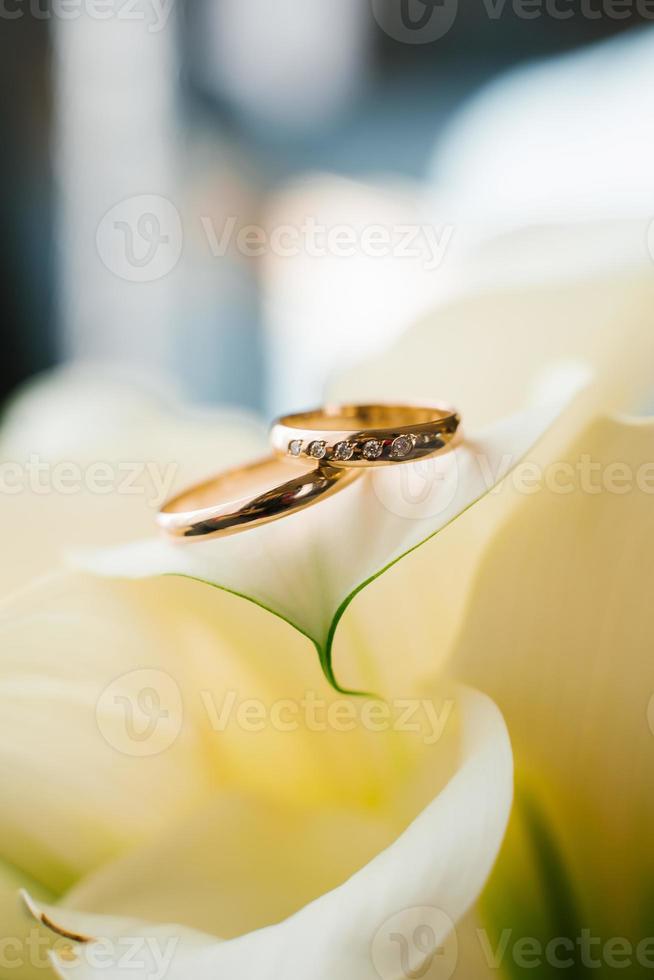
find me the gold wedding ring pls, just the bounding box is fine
[157,455,356,540]
[158,402,461,540]
[270,403,461,467]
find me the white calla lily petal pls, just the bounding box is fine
[332,264,654,428]
[25,687,512,980]
[78,384,583,690]
[0,861,57,980]
[62,793,399,940]
[323,258,654,694]
[0,369,265,598]
[0,574,215,893]
[453,413,654,942]
[58,682,463,938]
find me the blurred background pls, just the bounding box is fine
[0,0,649,416]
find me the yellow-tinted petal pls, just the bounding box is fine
[453,414,654,944]
[0,574,214,894]
[0,861,57,980]
[25,687,513,980]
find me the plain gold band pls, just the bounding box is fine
[157,455,356,540]
[270,402,461,467]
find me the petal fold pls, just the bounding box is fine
[79,387,583,689]
[24,687,513,980]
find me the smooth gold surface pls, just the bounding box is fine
[157,455,357,540]
[270,402,462,467]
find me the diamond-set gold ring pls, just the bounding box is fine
[269,403,461,468]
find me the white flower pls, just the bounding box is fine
[1,211,653,979]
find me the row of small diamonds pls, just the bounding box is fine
[288,433,420,462]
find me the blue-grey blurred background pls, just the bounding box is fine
[0,1,647,414]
